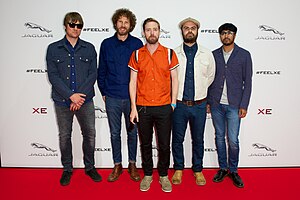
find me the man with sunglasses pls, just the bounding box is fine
[207,23,253,188]
[46,12,101,186]
[97,8,143,182]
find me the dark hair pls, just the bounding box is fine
[218,23,237,34]
[63,12,84,27]
[112,8,137,32]
[142,17,160,31]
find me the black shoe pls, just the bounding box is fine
[86,168,102,182]
[60,171,72,186]
[213,169,228,182]
[229,172,244,188]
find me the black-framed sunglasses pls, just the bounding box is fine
[68,23,83,29]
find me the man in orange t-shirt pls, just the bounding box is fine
[128,18,178,193]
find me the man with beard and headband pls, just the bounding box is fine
[128,18,179,192]
[207,23,252,188]
[97,8,143,182]
[171,17,215,186]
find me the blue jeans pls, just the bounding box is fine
[54,101,96,172]
[210,104,241,173]
[172,101,207,172]
[105,96,138,164]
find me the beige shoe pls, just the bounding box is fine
[194,172,206,186]
[159,176,172,192]
[140,176,153,192]
[172,170,183,185]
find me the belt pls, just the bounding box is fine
[177,98,207,106]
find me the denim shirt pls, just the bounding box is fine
[207,44,252,110]
[97,33,143,99]
[183,43,197,101]
[46,36,97,106]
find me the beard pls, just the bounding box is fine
[221,38,234,46]
[183,32,198,44]
[146,35,159,44]
[117,27,130,36]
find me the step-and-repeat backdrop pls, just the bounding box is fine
[1,0,299,168]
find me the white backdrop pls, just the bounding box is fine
[0,0,299,168]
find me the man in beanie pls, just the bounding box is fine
[207,23,253,188]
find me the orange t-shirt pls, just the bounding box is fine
[128,43,179,106]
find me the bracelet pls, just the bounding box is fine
[171,103,176,108]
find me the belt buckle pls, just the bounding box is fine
[186,100,194,106]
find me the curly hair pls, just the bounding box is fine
[112,8,137,32]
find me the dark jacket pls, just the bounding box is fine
[46,37,97,105]
[208,44,252,110]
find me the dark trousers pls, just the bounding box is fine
[137,104,173,176]
[54,101,96,172]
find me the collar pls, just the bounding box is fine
[140,43,164,53]
[183,42,198,52]
[113,32,133,44]
[57,36,87,49]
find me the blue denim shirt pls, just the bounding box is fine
[97,33,143,99]
[46,36,97,106]
[183,43,197,101]
[208,44,252,110]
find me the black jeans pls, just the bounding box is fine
[54,101,96,172]
[137,104,172,176]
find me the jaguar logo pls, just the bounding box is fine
[160,29,170,34]
[94,106,106,113]
[24,22,52,33]
[31,143,57,152]
[252,143,276,152]
[258,25,284,35]
[95,106,107,119]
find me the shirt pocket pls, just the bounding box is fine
[52,56,69,77]
[78,56,92,66]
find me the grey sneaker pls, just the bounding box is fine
[140,175,153,192]
[159,176,172,192]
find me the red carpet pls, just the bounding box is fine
[0,168,299,200]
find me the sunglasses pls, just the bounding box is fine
[68,23,83,29]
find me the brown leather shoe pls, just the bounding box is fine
[128,162,140,181]
[194,172,206,186]
[107,164,123,182]
[172,170,183,185]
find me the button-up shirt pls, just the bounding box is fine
[66,40,78,94]
[128,43,179,106]
[97,33,143,99]
[183,43,198,100]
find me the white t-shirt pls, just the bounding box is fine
[220,48,233,105]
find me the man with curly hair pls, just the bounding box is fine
[97,8,143,182]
